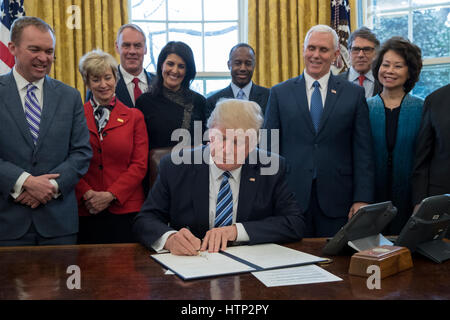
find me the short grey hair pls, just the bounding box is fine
[207,98,264,132]
[348,26,380,50]
[304,24,339,51]
[116,23,146,44]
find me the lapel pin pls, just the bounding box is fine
[331,89,337,94]
[249,178,256,182]
[117,118,124,123]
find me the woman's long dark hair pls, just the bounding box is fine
[150,41,197,97]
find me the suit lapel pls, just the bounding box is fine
[0,72,35,148]
[116,66,134,107]
[317,74,340,134]
[236,160,259,223]
[192,149,211,235]
[293,74,316,134]
[36,76,60,149]
[103,102,129,132]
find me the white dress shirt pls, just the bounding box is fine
[10,68,59,199]
[230,81,253,101]
[348,67,375,98]
[304,71,330,110]
[151,157,250,252]
[120,66,149,105]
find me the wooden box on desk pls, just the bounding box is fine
[348,245,413,279]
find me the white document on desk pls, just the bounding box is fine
[152,243,326,280]
[224,243,326,269]
[153,251,255,280]
[252,264,343,287]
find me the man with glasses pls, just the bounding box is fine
[338,27,382,98]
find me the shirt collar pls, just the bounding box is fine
[209,153,242,182]
[13,67,45,92]
[304,71,330,90]
[348,67,375,82]
[120,65,147,85]
[230,81,253,99]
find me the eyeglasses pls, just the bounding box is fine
[351,46,375,54]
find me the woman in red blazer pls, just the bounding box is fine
[76,50,149,244]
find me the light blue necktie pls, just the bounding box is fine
[236,89,245,100]
[310,81,323,132]
[214,171,233,228]
[24,84,41,145]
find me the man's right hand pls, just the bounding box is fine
[23,174,60,204]
[164,228,201,256]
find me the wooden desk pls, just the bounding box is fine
[0,239,449,300]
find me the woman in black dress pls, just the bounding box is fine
[136,41,207,151]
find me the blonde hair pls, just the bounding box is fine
[78,49,118,84]
[207,98,264,132]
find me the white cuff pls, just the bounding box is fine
[235,223,250,243]
[49,179,61,199]
[152,230,177,253]
[10,172,31,199]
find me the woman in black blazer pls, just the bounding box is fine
[136,41,207,151]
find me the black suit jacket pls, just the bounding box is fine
[337,70,382,97]
[86,66,154,108]
[206,83,270,118]
[133,147,305,249]
[412,84,450,205]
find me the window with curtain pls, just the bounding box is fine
[361,0,450,98]
[130,0,247,96]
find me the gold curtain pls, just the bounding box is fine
[24,0,128,99]
[249,0,359,88]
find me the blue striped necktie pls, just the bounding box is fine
[24,84,41,145]
[214,171,233,228]
[236,89,245,100]
[310,80,323,132]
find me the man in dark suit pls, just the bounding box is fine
[412,84,450,208]
[337,27,382,98]
[264,25,375,237]
[0,17,92,246]
[206,43,270,117]
[133,99,305,255]
[86,24,153,107]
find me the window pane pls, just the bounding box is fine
[413,7,450,58]
[371,0,409,11]
[137,22,167,73]
[412,0,450,5]
[131,0,166,20]
[168,23,203,71]
[372,14,408,44]
[205,79,231,97]
[204,0,238,21]
[191,79,204,95]
[413,63,450,99]
[168,0,202,21]
[204,23,239,72]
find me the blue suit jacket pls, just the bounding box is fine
[264,73,375,218]
[205,83,270,118]
[86,66,154,108]
[133,147,305,249]
[0,72,92,240]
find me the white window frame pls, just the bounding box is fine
[359,0,450,68]
[128,0,248,95]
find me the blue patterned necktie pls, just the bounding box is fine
[24,84,41,145]
[214,171,233,228]
[236,89,245,100]
[310,81,323,132]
